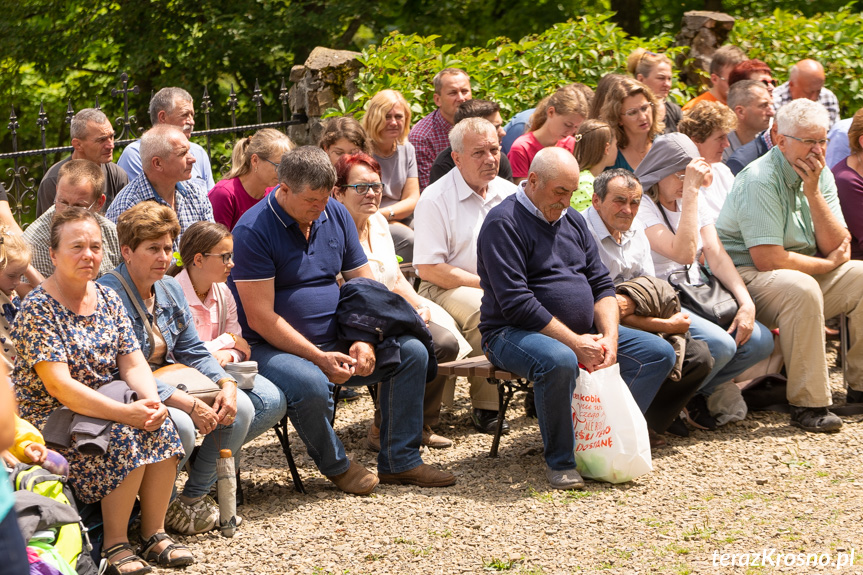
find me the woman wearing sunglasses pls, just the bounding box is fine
[333,153,471,451]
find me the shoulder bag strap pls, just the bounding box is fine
[214,284,228,335]
[655,199,693,283]
[105,270,156,353]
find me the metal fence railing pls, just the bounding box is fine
[0,72,307,227]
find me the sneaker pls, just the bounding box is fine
[545,466,585,490]
[685,394,717,430]
[790,406,842,433]
[165,495,218,535]
[336,387,362,402]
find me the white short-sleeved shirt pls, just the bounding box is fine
[582,206,655,285]
[700,162,735,225]
[636,197,713,284]
[413,168,517,274]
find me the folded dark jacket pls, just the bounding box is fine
[336,277,437,382]
[41,380,137,456]
[616,275,687,382]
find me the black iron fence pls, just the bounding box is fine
[0,72,307,227]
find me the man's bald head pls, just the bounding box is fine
[788,59,825,102]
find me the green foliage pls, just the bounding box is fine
[350,15,690,123]
[731,7,863,117]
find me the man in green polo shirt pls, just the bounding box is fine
[716,98,863,433]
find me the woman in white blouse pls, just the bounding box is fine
[333,153,470,450]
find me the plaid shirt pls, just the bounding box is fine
[773,82,840,128]
[107,174,214,250]
[22,206,122,278]
[409,109,453,190]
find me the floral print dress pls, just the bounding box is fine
[12,284,183,503]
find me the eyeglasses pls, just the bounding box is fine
[622,103,654,118]
[341,182,384,195]
[783,134,829,147]
[761,79,776,87]
[674,172,686,181]
[264,158,279,169]
[203,251,234,265]
[56,196,99,212]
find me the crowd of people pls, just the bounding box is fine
[2,46,863,572]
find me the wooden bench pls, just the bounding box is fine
[437,357,532,457]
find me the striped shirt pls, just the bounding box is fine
[716,146,846,267]
[409,109,453,191]
[107,173,214,250]
[772,82,840,128]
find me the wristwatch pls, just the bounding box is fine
[388,208,395,220]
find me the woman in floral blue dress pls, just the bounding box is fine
[13,208,192,574]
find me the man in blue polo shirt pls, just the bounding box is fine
[477,147,674,490]
[229,146,455,493]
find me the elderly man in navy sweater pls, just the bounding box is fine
[477,148,675,489]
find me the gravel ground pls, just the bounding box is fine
[169,341,863,574]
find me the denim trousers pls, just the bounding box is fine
[171,374,287,498]
[484,325,674,470]
[685,310,775,396]
[252,334,427,476]
[0,508,29,574]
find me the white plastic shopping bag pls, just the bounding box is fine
[572,363,652,483]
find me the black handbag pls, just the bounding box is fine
[657,201,739,328]
[668,267,738,328]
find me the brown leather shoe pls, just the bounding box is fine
[378,464,456,487]
[326,460,379,495]
[421,425,453,449]
[366,424,381,452]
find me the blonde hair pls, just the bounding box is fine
[627,49,673,80]
[677,101,737,143]
[361,90,412,147]
[529,85,589,133]
[599,78,664,149]
[574,120,616,171]
[226,128,294,179]
[0,227,30,272]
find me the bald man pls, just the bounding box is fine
[773,59,839,127]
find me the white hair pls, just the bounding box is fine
[449,117,497,153]
[140,124,185,172]
[775,99,829,135]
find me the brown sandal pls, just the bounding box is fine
[140,531,195,567]
[101,542,152,575]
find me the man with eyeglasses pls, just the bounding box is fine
[716,99,863,433]
[772,59,839,128]
[24,159,122,278]
[36,108,128,216]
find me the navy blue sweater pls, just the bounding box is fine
[477,195,616,348]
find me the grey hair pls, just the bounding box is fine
[775,99,829,135]
[449,117,497,154]
[149,87,193,125]
[277,146,336,193]
[140,124,185,171]
[726,80,766,110]
[528,147,578,186]
[593,169,642,201]
[70,108,109,140]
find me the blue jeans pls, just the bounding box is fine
[484,325,674,470]
[171,375,286,498]
[253,334,427,476]
[685,310,775,395]
[0,507,28,574]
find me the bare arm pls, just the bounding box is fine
[794,152,850,254]
[592,295,619,370]
[387,177,420,221]
[116,349,160,401]
[416,262,481,290]
[342,263,375,281]
[34,362,166,431]
[749,240,850,275]
[234,279,355,383]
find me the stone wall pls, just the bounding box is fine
[674,11,737,89]
[288,47,362,146]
